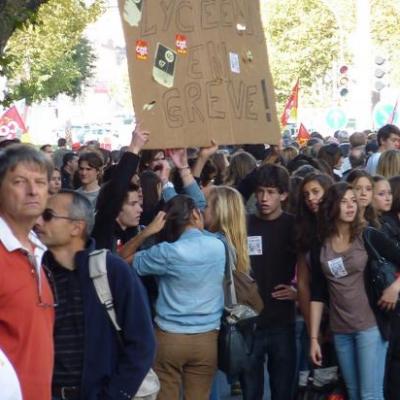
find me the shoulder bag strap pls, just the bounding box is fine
[363,227,383,261]
[220,236,238,306]
[88,249,122,332]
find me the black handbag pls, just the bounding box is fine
[217,237,258,379]
[363,227,400,310]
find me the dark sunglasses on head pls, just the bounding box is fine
[42,208,77,222]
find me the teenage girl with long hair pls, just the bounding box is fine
[373,175,393,217]
[346,170,380,228]
[310,182,400,400]
[295,173,333,327]
[204,185,249,274]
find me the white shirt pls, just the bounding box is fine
[365,152,381,175]
[0,348,22,400]
[0,217,47,284]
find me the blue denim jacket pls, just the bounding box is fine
[133,228,225,333]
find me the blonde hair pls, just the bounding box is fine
[377,149,400,179]
[207,186,250,273]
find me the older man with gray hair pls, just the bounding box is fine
[0,144,55,400]
[35,190,156,400]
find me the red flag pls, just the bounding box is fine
[281,79,299,127]
[0,106,27,139]
[297,123,310,146]
[388,98,399,124]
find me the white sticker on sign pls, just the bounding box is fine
[123,0,143,27]
[248,236,263,256]
[327,257,348,278]
[229,52,240,74]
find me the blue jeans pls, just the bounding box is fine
[295,318,310,375]
[333,325,388,400]
[239,325,296,400]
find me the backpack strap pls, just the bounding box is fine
[88,249,122,332]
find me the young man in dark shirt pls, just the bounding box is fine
[240,164,297,400]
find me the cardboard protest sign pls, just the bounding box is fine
[118,0,281,149]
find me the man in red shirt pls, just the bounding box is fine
[0,144,55,400]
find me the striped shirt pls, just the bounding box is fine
[48,254,84,387]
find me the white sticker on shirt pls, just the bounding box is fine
[248,236,263,256]
[327,257,348,278]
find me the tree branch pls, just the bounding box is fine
[0,0,48,55]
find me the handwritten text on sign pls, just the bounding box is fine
[119,0,280,148]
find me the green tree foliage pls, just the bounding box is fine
[263,0,341,110]
[1,0,103,105]
[263,0,400,114]
[0,0,48,55]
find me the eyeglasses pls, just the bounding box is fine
[27,255,59,308]
[42,208,77,222]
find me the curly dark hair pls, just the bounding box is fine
[318,182,364,243]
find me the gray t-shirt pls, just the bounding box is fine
[76,187,99,210]
[320,235,376,334]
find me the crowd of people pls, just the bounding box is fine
[1,123,400,400]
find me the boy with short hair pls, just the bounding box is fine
[240,164,297,400]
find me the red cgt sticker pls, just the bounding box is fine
[135,40,148,60]
[176,34,187,55]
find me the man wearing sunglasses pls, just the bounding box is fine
[0,144,55,400]
[35,190,156,400]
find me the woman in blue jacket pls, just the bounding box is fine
[133,195,225,400]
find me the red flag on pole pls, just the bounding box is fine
[0,106,27,139]
[297,123,311,146]
[281,79,299,127]
[388,98,399,124]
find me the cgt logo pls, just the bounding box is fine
[0,119,19,139]
[135,40,148,60]
[176,34,187,55]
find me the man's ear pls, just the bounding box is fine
[280,192,288,202]
[71,220,86,238]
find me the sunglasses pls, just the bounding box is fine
[42,208,78,222]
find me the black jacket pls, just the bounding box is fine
[43,240,156,400]
[92,152,140,251]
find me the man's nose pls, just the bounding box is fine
[26,180,39,195]
[34,214,44,228]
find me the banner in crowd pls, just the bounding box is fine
[0,106,27,139]
[118,0,281,149]
[281,79,299,128]
[297,123,310,146]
